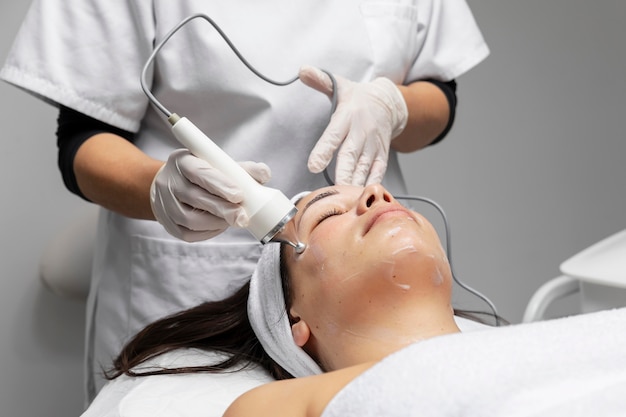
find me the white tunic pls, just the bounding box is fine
[1,0,489,403]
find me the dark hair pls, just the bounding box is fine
[105,281,293,381]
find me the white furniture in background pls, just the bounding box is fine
[523,229,626,322]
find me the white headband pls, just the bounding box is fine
[247,192,323,378]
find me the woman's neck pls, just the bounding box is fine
[317,303,460,372]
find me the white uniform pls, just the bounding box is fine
[1,0,489,404]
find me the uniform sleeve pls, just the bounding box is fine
[408,0,489,82]
[0,0,156,133]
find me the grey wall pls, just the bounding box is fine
[399,0,626,322]
[0,3,89,417]
[1,1,624,416]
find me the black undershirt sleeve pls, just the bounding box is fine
[423,79,457,146]
[56,106,135,201]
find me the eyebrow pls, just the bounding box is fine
[298,189,339,225]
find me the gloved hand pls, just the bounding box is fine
[299,65,408,186]
[150,149,271,242]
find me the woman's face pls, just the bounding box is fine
[284,184,453,364]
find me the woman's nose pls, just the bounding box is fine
[357,184,393,214]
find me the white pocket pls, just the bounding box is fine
[129,235,262,332]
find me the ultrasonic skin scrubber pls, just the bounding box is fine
[168,114,306,253]
[139,13,323,255]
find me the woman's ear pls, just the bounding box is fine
[290,318,311,347]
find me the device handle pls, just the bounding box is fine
[169,115,296,242]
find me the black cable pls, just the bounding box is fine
[140,13,302,117]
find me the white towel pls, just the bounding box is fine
[322,307,626,417]
[247,191,323,378]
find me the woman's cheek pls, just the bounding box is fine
[306,231,353,282]
[304,233,330,273]
[304,221,345,266]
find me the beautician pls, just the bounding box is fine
[1,0,489,403]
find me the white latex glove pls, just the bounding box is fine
[299,65,408,186]
[150,149,271,242]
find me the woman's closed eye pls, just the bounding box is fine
[316,208,345,226]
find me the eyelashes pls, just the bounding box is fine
[316,208,345,226]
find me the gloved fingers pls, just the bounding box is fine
[151,149,260,243]
[167,177,249,228]
[180,161,269,226]
[338,154,387,187]
[364,158,387,186]
[308,108,351,173]
[150,180,230,242]
[334,129,390,186]
[298,65,335,97]
[152,166,245,230]
[238,161,271,185]
[335,135,363,185]
[355,135,390,186]
[349,157,372,187]
[154,151,247,226]
[160,207,229,242]
[174,150,244,204]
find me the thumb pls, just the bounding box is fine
[298,65,334,96]
[239,161,272,184]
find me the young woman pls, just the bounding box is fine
[223,183,626,417]
[226,183,463,415]
[98,183,626,417]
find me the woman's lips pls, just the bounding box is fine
[364,207,414,235]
